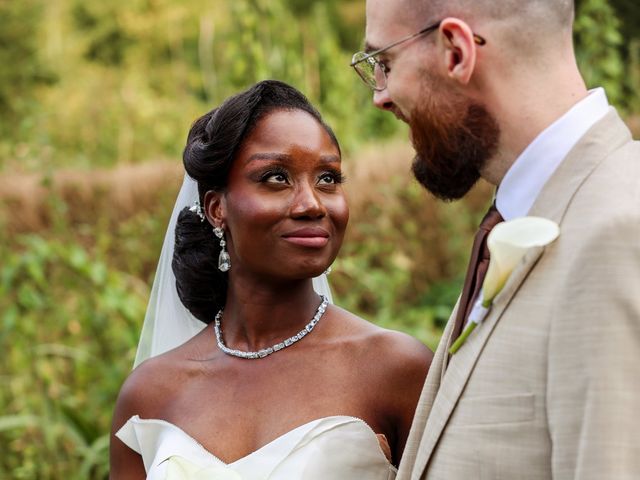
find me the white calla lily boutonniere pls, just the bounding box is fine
[449,216,560,354]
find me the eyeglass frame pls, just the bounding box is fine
[350,20,487,91]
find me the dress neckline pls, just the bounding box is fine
[126,414,394,468]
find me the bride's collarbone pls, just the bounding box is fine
[165,347,394,422]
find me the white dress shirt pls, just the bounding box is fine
[496,88,610,220]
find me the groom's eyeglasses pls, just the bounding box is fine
[350,20,487,92]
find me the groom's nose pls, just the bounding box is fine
[373,88,394,112]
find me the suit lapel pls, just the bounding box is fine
[440,299,460,374]
[410,246,545,479]
[407,109,633,479]
[397,311,456,479]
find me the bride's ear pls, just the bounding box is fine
[204,190,226,228]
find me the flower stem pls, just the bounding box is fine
[449,322,478,354]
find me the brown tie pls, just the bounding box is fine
[451,204,504,344]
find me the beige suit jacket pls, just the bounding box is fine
[398,109,640,480]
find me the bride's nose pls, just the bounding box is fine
[289,182,326,219]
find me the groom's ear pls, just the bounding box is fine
[204,190,226,228]
[438,18,478,85]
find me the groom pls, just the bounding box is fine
[352,0,640,478]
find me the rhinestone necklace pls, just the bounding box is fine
[213,295,329,359]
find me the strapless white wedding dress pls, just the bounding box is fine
[116,415,397,479]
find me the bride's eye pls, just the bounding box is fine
[318,170,345,185]
[261,168,290,184]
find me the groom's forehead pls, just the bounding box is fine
[365,0,422,49]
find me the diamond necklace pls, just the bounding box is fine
[213,295,329,359]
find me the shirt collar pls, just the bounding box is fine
[495,88,610,220]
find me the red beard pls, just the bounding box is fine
[409,83,500,201]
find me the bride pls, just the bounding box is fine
[110,80,432,479]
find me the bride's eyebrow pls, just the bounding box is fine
[245,153,340,164]
[319,154,340,163]
[245,152,292,164]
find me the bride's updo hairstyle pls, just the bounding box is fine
[172,80,340,323]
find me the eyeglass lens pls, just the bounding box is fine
[354,54,386,90]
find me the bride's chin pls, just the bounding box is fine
[300,266,332,280]
[286,263,333,281]
[284,253,336,278]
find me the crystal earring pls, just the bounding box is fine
[213,226,231,272]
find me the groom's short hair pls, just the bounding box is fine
[400,0,575,54]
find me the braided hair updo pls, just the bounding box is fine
[172,80,340,323]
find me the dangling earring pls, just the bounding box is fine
[323,266,332,275]
[213,226,231,272]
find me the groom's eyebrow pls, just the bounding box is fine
[364,41,378,53]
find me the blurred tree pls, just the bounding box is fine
[283,0,365,51]
[574,0,625,108]
[608,0,640,114]
[215,0,398,150]
[0,0,54,136]
[72,2,133,66]
[605,0,640,44]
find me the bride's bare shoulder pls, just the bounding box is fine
[111,344,204,430]
[326,305,432,414]
[112,357,168,424]
[328,304,433,372]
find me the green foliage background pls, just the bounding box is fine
[0,0,638,477]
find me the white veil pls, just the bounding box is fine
[133,174,333,368]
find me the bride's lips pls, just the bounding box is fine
[282,227,330,248]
